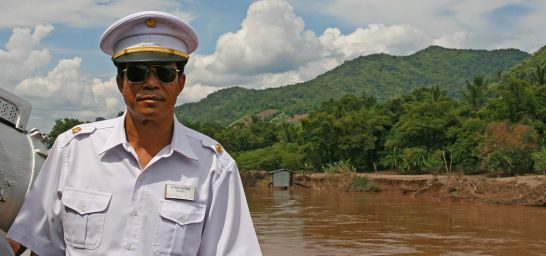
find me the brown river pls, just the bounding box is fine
[247,188,546,256]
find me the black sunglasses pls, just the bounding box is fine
[121,64,180,84]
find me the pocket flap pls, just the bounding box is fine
[159,200,206,225]
[62,187,112,215]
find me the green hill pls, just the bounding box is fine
[506,45,546,80]
[176,46,530,126]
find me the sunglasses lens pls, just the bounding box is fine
[156,66,178,83]
[126,65,148,83]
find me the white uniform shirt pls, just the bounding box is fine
[7,115,262,256]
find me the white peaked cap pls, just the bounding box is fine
[100,11,198,63]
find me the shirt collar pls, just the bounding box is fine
[171,116,199,161]
[98,113,199,161]
[98,113,127,156]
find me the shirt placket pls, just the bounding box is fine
[120,139,171,255]
[119,143,148,255]
[123,169,149,255]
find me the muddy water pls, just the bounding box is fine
[246,189,546,256]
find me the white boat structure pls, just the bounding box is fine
[0,88,48,256]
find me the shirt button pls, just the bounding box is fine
[178,215,186,223]
[131,210,138,216]
[79,205,87,213]
[125,243,134,250]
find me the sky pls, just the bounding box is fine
[1,0,546,132]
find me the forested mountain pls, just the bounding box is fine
[506,46,546,82]
[176,46,530,126]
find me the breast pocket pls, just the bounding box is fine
[61,187,112,249]
[154,200,207,256]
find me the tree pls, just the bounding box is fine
[386,96,459,151]
[219,121,277,152]
[481,121,538,176]
[532,148,546,175]
[484,77,537,122]
[276,122,300,144]
[335,109,391,170]
[461,76,488,111]
[301,112,339,168]
[234,143,303,171]
[447,118,485,173]
[531,64,546,86]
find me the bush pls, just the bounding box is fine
[532,148,546,174]
[481,122,538,176]
[322,160,355,173]
[352,176,379,192]
[422,150,445,174]
[320,161,356,191]
[234,143,303,171]
[399,147,428,173]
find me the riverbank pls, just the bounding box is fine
[242,171,546,207]
[362,173,546,206]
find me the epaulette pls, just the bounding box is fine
[59,123,96,148]
[200,137,232,168]
[59,119,118,148]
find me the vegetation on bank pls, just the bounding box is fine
[186,69,546,177]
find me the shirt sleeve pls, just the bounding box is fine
[7,139,66,256]
[198,163,262,256]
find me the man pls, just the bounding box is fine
[7,11,262,256]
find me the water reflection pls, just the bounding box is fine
[247,188,546,255]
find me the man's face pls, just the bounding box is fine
[117,62,185,122]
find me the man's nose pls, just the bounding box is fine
[142,69,161,88]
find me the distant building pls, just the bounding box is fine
[269,169,295,188]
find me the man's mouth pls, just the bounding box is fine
[137,95,165,102]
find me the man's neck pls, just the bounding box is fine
[124,112,174,168]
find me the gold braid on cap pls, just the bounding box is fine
[112,46,189,60]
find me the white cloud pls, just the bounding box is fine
[320,24,429,59]
[181,0,326,103]
[16,58,83,101]
[0,25,53,87]
[291,0,546,52]
[13,57,123,130]
[0,23,123,131]
[0,1,193,28]
[182,0,432,104]
[432,32,469,49]
[1,33,123,131]
[180,0,546,104]
[180,83,220,103]
[198,0,323,75]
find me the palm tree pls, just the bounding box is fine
[461,76,488,111]
[430,86,442,102]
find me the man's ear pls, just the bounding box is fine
[177,74,186,95]
[116,74,124,92]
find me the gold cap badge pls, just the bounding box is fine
[72,127,81,134]
[145,18,157,27]
[214,144,223,153]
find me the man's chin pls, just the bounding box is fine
[128,108,167,120]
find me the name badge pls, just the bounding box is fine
[165,184,196,201]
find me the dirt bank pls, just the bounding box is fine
[362,173,546,206]
[243,170,546,207]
